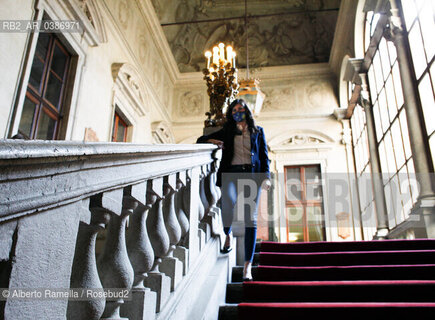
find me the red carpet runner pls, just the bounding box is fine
[237,239,435,319]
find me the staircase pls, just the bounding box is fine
[219,239,435,319]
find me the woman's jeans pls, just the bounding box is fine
[221,165,262,263]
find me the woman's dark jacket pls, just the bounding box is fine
[197,126,270,186]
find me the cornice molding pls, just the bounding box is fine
[175,63,334,88]
[329,0,358,77]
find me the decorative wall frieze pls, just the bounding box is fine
[269,129,336,152]
[262,86,297,111]
[112,63,149,116]
[284,134,326,145]
[75,0,107,43]
[152,121,176,144]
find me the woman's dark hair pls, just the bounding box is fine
[224,99,258,134]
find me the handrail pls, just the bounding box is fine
[0,140,220,222]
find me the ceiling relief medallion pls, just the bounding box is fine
[179,91,204,117]
[152,0,340,73]
[306,81,330,107]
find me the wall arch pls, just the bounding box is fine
[354,0,367,58]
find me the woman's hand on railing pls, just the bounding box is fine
[262,178,272,191]
[207,139,224,149]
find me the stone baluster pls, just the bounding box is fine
[94,189,134,320]
[144,178,171,313]
[208,161,223,237]
[121,182,157,320]
[182,170,192,221]
[176,171,190,239]
[213,159,222,202]
[197,166,207,250]
[180,170,192,249]
[67,198,109,320]
[200,165,211,216]
[174,171,190,275]
[205,163,219,215]
[197,168,206,222]
[160,174,183,291]
[199,165,212,243]
[185,167,201,265]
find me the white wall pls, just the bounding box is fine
[0,0,176,143]
[0,0,35,137]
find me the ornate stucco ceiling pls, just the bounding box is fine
[151,0,341,73]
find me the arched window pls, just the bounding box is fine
[367,34,415,227]
[351,1,427,229]
[401,0,435,167]
[364,11,381,52]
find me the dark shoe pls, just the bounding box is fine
[220,246,232,254]
[242,277,253,281]
[221,233,232,254]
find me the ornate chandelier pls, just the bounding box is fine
[203,43,239,127]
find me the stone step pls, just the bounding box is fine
[225,283,243,303]
[231,266,258,282]
[225,280,435,304]
[218,304,238,320]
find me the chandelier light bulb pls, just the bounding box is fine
[205,51,212,68]
[212,46,219,65]
[218,43,225,64]
[226,46,233,67]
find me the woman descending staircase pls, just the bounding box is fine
[219,239,435,319]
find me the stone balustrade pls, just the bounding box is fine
[0,140,224,320]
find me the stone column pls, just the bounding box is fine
[359,73,390,238]
[121,182,157,320]
[95,189,134,320]
[387,0,435,236]
[67,199,109,320]
[144,178,171,313]
[160,174,183,291]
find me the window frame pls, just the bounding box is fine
[111,111,129,142]
[18,32,71,140]
[284,164,325,242]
